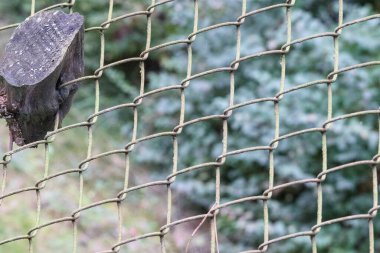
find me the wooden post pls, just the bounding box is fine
[0,10,84,146]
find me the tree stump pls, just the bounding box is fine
[0,10,84,146]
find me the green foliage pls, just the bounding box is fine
[109,1,378,252]
[0,0,379,252]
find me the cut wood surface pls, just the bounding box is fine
[0,10,84,146]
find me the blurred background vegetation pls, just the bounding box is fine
[0,0,379,252]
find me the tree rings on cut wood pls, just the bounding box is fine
[0,10,84,146]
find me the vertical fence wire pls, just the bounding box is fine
[0,0,379,252]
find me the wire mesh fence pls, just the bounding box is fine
[0,0,379,252]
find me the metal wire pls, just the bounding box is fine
[0,0,379,252]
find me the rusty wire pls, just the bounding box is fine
[0,0,379,252]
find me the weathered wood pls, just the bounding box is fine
[0,10,84,146]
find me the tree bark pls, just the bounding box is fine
[0,10,84,146]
